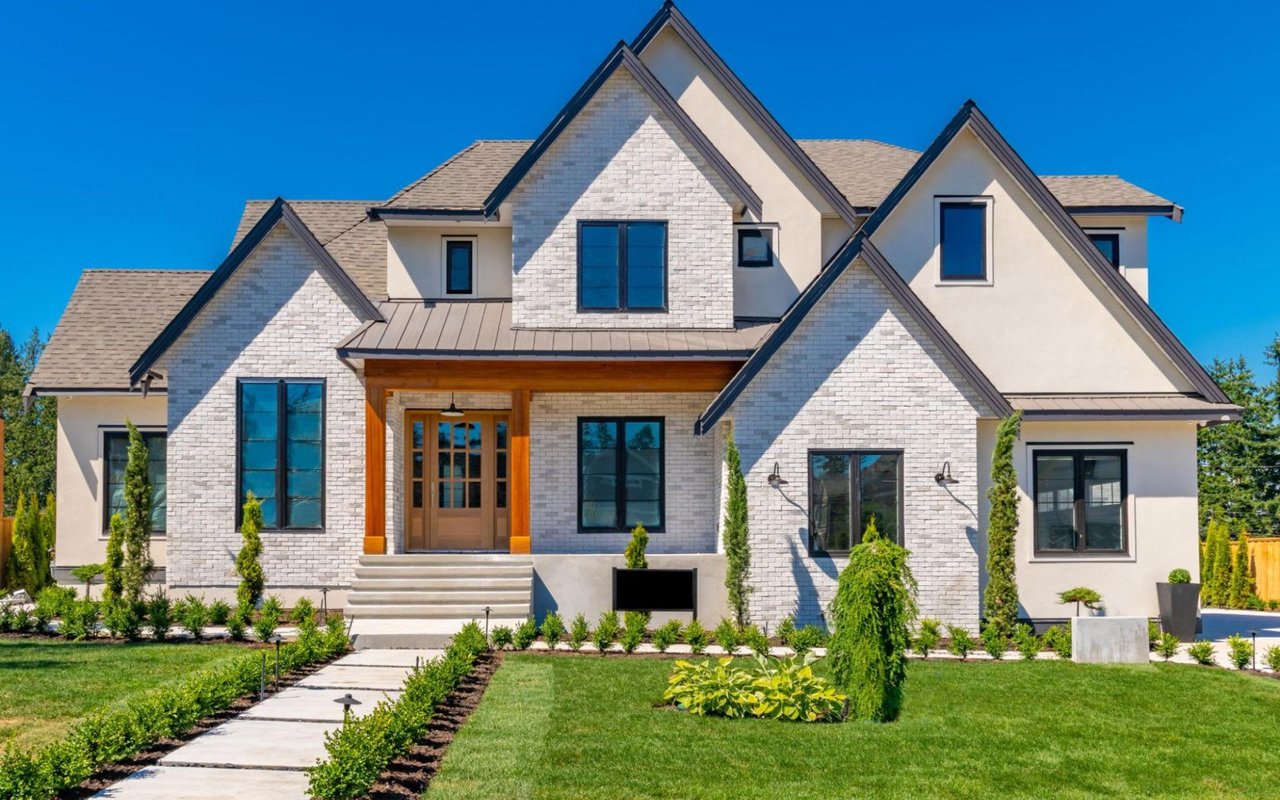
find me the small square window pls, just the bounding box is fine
[736,227,773,267]
[1087,233,1120,268]
[939,201,988,281]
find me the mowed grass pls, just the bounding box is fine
[428,654,1280,800]
[0,638,251,750]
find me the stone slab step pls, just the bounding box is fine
[349,618,525,650]
[349,576,532,592]
[344,603,530,619]
[359,553,533,566]
[353,564,532,580]
[348,590,531,605]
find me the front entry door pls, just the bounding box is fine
[405,412,509,551]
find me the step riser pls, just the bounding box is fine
[359,554,533,566]
[351,578,532,592]
[354,566,532,580]
[346,605,530,619]
[349,591,531,605]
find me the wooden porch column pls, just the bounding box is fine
[363,384,387,555]
[509,389,531,554]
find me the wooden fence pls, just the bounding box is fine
[1236,537,1280,603]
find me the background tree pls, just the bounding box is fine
[1197,352,1280,533]
[1228,531,1258,609]
[0,326,56,515]
[1202,519,1232,607]
[236,493,266,609]
[722,429,750,626]
[4,493,45,593]
[120,420,154,603]
[983,411,1022,640]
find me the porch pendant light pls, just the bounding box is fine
[441,393,465,418]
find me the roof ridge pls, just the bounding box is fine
[384,141,485,206]
[82,268,212,274]
[244,199,381,205]
[1040,174,1123,179]
[798,137,921,154]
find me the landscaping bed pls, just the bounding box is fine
[426,653,1280,799]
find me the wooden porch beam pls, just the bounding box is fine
[364,359,740,393]
[509,389,531,555]
[363,384,387,554]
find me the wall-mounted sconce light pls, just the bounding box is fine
[440,392,465,417]
[934,461,959,485]
[767,462,788,487]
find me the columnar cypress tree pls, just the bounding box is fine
[1228,531,1257,609]
[5,493,37,593]
[102,513,125,606]
[120,420,154,604]
[722,429,750,626]
[624,522,648,569]
[37,492,55,588]
[983,411,1022,640]
[1203,520,1232,607]
[235,493,266,609]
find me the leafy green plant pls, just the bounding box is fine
[723,430,751,626]
[540,610,565,646]
[105,600,144,640]
[663,654,846,722]
[913,618,942,658]
[1154,632,1180,661]
[147,593,173,641]
[1013,624,1040,661]
[1265,645,1280,672]
[253,595,282,643]
[490,625,514,650]
[620,614,645,654]
[1187,640,1216,666]
[11,607,33,634]
[1147,619,1161,650]
[513,618,538,650]
[984,412,1022,640]
[946,626,975,660]
[71,563,103,600]
[593,611,620,654]
[1057,587,1102,617]
[177,594,209,640]
[651,619,682,653]
[292,597,317,626]
[776,615,796,649]
[742,624,769,657]
[235,492,266,610]
[209,599,232,625]
[1227,634,1254,670]
[1167,568,1192,584]
[227,603,250,641]
[713,617,742,653]
[828,518,917,723]
[1042,624,1072,659]
[567,613,590,651]
[61,600,99,640]
[682,618,708,655]
[663,657,757,718]
[980,626,1006,660]
[790,625,827,655]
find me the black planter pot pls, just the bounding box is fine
[1156,582,1200,641]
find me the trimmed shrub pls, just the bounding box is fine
[306,623,485,800]
[983,412,1022,640]
[1167,568,1192,584]
[35,585,75,629]
[1042,624,1072,659]
[620,614,645,654]
[742,624,769,657]
[227,603,249,641]
[253,596,283,642]
[1154,632,1180,661]
[105,600,144,641]
[513,618,538,650]
[71,563,103,600]
[776,615,796,649]
[177,594,210,640]
[1057,587,1102,616]
[723,430,751,626]
[593,611,620,654]
[1226,634,1254,670]
[235,493,266,610]
[62,600,99,640]
[490,625,514,650]
[651,619,682,653]
[946,626,975,660]
[209,599,232,626]
[1013,624,1040,661]
[790,625,827,656]
[147,594,172,641]
[713,617,741,653]
[980,626,1006,660]
[292,597,317,626]
[539,610,565,646]
[567,613,590,651]
[828,521,917,723]
[913,619,942,658]
[1187,640,1216,666]
[1147,619,1161,649]
[1264,645,1280,673]
[682,618,708,655]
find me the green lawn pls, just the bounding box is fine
[0,638,251,750]
[428,654,1280,800]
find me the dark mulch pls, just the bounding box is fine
[59,654,339,799]
[361,652,502,800]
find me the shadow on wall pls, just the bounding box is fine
[789,534,836,628]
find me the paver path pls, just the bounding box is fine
[93,649,440,800]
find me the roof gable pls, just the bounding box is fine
[128,199,383,386]
[482,42,761,219]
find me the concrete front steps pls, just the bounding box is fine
[347,553,532,649]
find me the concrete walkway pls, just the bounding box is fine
[93,649,440,800]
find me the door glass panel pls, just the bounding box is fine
[413,421,424,449]
[496,421,507,449]
[438,423,450,449]
[412,452,423,479]
[469,422,482,450]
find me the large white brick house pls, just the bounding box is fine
[28,2,1239,641]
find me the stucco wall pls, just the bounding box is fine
[976,419,1200,621]
[508,70,737,330]
[1073,214,1150,301]
[53,394,168,571]
[728,259,990,630]
[386,225,513,300]
[160,224,366,593]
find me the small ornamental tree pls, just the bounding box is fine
[235,493,266,610]
[5,493,43,594]
[723,429,751,626]
[120,421,154,604]
[1228,532,1257,609]
[37,493,55,589]
[102,513,126,606]
[1057,586,1102,617]
[983,411,1022,641]
[828,517,918,723]
[624,522,648,569]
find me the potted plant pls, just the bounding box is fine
[1157,568,1200,641]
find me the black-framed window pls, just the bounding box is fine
[578,417,663,532]
[736,227,773,267]
[939,201,987,280]
[578,221,666,311]
[1087,233,1120,268]
[808,450,902,553]
[237,379,325,529]
[1033,450,1127,554]
[103,431,166,533]
[445,239,475,294]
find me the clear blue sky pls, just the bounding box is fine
[1,1,1276,370]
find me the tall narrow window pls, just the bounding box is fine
[808,450,902,553]
[578,221,667,311]
[1087,232,1120,268]
[578,417,663,531]
[103,431,166,533]
[939,201,988,280]
[444,239,475,295]
[238,379,325,529]
[1033,450,1127,554]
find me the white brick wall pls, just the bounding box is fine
[728,259,992,630]
[530,392,718,554]
[509,71,737,330]
[162,225,366,591]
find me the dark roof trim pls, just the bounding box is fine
[1022,409,1241,422]
[630,2,859,226]
[1065,204,1183,222]
[482,41,762,219]
[23,386,166,398]
[336,348,755,361]
[694,234,1011,435]
[129,198,384,385]
[368,207,493,222]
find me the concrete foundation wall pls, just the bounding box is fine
[532,553,730,625]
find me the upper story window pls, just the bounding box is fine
[238,379,325,530]
[103,430,166,534]
[444,238,475,295]
[938,199,990,281]
[1033,449,1127,555]
[808,450,903,554]
[1087,232,1120,268]
[578,221,666,311]
[736,225,774,267]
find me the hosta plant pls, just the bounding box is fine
[663,657,759,719]
[749,654,846,722]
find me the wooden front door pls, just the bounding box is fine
[405,411,510,551]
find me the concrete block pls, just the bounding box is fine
[1071,616,1150,664]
